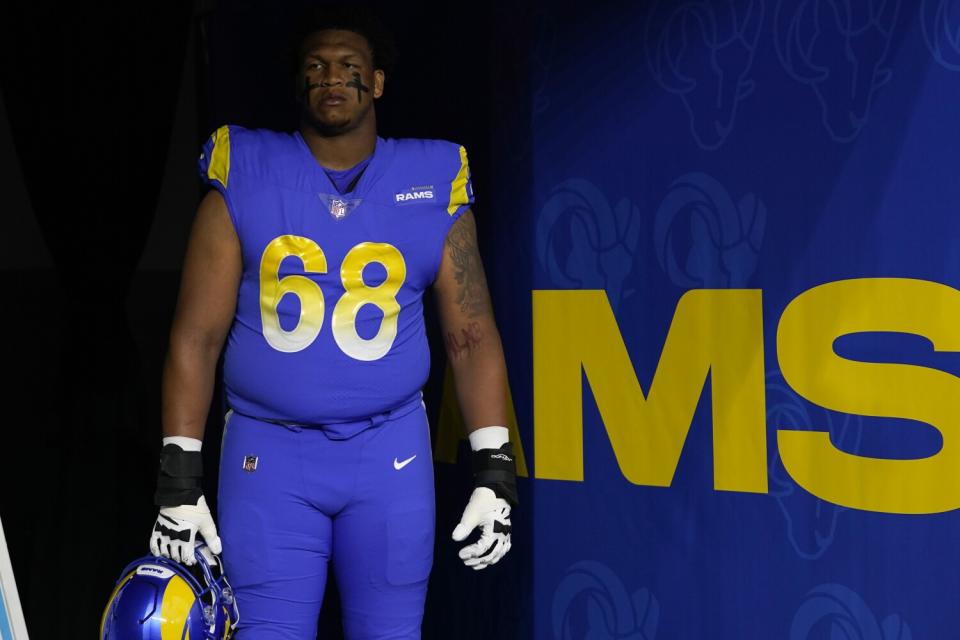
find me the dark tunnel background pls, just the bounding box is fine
[0,0,535,636]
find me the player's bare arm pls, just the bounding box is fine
[434,208,509,431]
[162,189,241,441]
[150,189,239,565]
[435,208,516,570]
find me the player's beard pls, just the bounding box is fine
[302,97,373,138]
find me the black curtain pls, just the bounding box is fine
[0,1,193,635]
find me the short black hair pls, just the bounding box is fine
[288,6,397,77]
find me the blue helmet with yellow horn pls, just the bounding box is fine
[100,543,239,639]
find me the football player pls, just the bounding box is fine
[147,6,517,639]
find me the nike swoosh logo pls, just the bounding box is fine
[394,455,417,470]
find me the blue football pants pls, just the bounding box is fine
[217,405,435,639]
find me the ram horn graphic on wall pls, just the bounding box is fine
[774,0,901,142]
[921,0,960,71]
[552,561,659,640]
[766,371,862,560]
[790,583,912,640]
[536,179,642,311]
[653,172,765,289]
[645,0,764,150]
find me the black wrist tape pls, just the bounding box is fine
[154,444,203,507]
[471,442,519,508]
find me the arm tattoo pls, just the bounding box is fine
[445,321,484,360]
[445,213,493,318]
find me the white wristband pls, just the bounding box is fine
[162,436,202,452]
[468,426,509,451]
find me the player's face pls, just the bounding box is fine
[298,29,384,136]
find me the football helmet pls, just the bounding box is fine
[100,543,239,639]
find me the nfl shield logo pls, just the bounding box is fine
[318,193,360,220]
[243,455,258,472]
[330,199,348,219]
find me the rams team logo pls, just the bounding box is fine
[552,561,659,640]
[790,584,912,639]
[774,0,901,142]
[395,185,436,205]
[645,0,763,150]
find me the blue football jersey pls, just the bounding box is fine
[197,125,473,427]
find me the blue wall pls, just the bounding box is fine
[457,1,960,637]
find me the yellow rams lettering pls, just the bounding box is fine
[776,278,960,514]
[530,278,960,516]
[533,289,767,492]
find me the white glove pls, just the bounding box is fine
[149,495,222,566]
[452,487,512,570]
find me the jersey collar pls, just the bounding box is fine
[293,130,393,198]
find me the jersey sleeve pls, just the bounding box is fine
[424,140,476,279]
[444,143,474,221]
[197,125,239,229]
